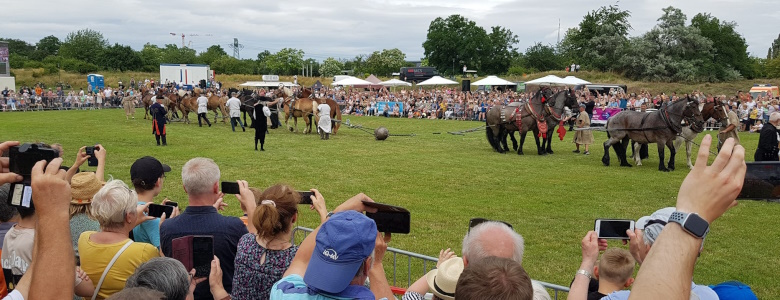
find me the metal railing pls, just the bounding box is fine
[291,226,570,299]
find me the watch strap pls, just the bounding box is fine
[576,269,592,279]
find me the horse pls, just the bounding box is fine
[178,92,198,124]
[140,87,155,119]
[671,100,729,169]
[206,93,229,123]
[486,88,554,154]
[522,88,578,155]
[602,96,704,172]
[278,88,318,134]
[300,88,342,134]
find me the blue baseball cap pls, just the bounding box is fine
[304,210,377,293]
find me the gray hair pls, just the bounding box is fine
[125,257,189,300]
[770,112,780,124]
[91,180,137,229]
[462,221,524,265]
[182,158,220,196]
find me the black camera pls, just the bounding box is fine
[8,143,60,209]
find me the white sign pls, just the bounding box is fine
[262,75,280,81]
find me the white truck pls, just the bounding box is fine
[159,64,214,87]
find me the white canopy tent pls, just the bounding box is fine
[471,75,516,86]
[239,81,298,88]
[524,75,569,86]
[561,76,591,86]
[380,79,412,87]
[332,76,375,86]
[416,76,458,86]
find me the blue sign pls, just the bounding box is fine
[376,101,404,114]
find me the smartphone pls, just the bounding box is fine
[298,191,313,205]
[595,219,635,239]
[362,201,411,234]
[147,203,174,218]
[192,236,214,277]
[738,162,780,200]
[165,200,178,207]
[221,181,240,194]
[8,144,59,209]
[85,145,100,167]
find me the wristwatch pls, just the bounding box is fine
[576,269,592,279]
[669,211,709,238]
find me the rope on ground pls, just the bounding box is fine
[337,119,416,137]
[445,125,488,135]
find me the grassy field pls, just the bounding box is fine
[2,109,779,298]
[12,68,780,96]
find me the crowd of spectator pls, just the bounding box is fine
[0,131,757,300]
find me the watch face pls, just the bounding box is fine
[684,214,710,238]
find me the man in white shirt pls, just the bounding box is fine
[226,93,244,132]
[317,101,332,140]
[197,94,211,127]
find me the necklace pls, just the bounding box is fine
[256,235,291,250]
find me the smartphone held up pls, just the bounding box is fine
[595,219,635,240]
[7,143,60,209]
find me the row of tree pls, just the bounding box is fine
[5,29,412,78]
[423,7,780,81]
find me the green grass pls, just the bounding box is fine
[2,109,779,298]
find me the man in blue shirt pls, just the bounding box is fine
[160,158,249,299]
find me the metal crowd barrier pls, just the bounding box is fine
[291,226,570,299]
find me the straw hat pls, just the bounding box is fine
[425,257,464,300]
[70,172,104,205]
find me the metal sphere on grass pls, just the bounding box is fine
[374,127,389,140]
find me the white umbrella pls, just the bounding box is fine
[332,76,374,86]
[524,75,568,86]
[562,76,591,86]
[380,79,412,87]
[471,75,516,86]
[417,76,458,86]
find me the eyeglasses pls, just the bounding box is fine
[468,218,513,232]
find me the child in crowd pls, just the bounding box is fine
[590,248,635,300]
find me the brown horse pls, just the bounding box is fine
[300,88,342,134]
[279,88,318,134]
[178,92,198,124]
[671,100,729,169]
[206,93,229,123]
[140,87,155,119]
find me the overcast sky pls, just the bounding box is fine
[5,0,779,62]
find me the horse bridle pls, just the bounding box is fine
[662,100,702,133]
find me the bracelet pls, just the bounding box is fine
[576,269,592,279]
[326,211,334,218]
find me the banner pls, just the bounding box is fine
[376,101,404,115]
[591,107,622,124]
[0,44,8,63]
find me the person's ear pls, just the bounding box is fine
[213,182,219,194]
[156,177,163,188]
[625,277,635,287]
[182,184,188,194]
[593,265,600,280]
[291,212,298,224]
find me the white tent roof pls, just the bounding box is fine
[417,76,459,86]
[380,79,412,87]
[524,75,569,85]
[562,76,591,86]
[332,76,374,86]
[239,81,298,87]
[471,75,516,86]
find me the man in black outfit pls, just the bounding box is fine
[150,96,168,146]
[585,96,596,120]
[754,112,780,161]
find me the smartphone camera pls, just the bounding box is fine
[7,143,60,209]
[298,191,314,205]
[85,145,100,167]
[595,219,635,240]
[221,182,240,194]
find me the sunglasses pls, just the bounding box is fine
[468,218,513,232]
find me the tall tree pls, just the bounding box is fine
[320,57,343,77]
[423,15,489,75]
[482,26,519,75]
[691,13,752,79]
[1,39,36,58]
[139,43,163,71]
[31,35,61,61]
[770,34,780,60]
[100,43,142,71]
[560,5,631,71]
[59,29,108,65]
[198,45,228,65]
[265,48,304,75]
[363,48,407,76]
[523,43,564,72]
[160,44,197,64]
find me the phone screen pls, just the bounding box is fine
[738,162,780,200]
[192,236,214,277]
[147,204,174,218]
[298,191,313,205]
[9,146,59,178]
[595,219,634,239]
[366,211,411,234]
[221,181,240,194]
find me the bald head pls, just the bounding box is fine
[462,221,524,266]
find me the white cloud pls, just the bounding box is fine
[3,0,775,61]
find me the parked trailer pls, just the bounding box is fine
[159,64,214,87]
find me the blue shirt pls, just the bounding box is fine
[270,275,379,300]
[600,282,718,300]
[133,201,161,247]
[160,206,247,300]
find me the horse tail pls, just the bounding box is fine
[486,126,499,151]
[332,101,342,134]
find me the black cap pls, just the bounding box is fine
[130,156,171,185]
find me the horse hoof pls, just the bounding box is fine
[659,167,670,172]
[620,163,632,167]
[547,150,554,154]
[517,151,524,155]
[602,157,610,166]
[668,165,675,171]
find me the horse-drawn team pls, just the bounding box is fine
[486,87,734,172]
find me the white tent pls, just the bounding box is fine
[380,79,412,87]
[524,75,568,85]
[239,81,298,87]
[561,76,591,86]
[417,76,458,86]
[332,76,374,86]
[471,75,516,86]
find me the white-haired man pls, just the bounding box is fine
[461,221,551,300]
[160,158,254,299]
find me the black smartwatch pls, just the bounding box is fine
[669,211,709,238]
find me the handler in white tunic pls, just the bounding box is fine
[317,102,332,140]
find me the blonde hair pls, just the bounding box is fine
[598,248,636,284]
[69,204,93,219]
[252,184,299,239]
[91,180,137,229]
